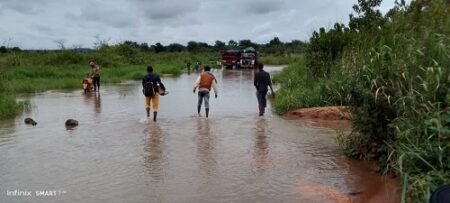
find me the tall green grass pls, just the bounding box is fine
[272,55,354,114]
[259,54,304,65]
[0,65,183,93]
[273,0,450,202]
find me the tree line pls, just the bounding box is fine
[0,37,307,55]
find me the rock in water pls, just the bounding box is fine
[65,119,79,127]
[24,118,37,126]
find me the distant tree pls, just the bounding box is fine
[214,40,226,51]
[197,42,211,52]
[265,37,285,55]
[187,41,199,52]
[11,47,21,52]
[0,46,7,53]
[54,39,66,50]
[139,43,151,52]
[123,41,140,49]
[238,39,254,48]
[269,37,282,46]
[72,44,83,50]
[152,42,165,53]
[228,40,238,47]
[285,40,307,53]
[167,43,186,52]
[93,35,111,50]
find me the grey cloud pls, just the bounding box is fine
[34,25,52,33]
[241,0,284,15]
[0,0,47,14]
[72,2,138,28]
[132,0,201,20]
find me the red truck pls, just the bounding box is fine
[221,50,241,69]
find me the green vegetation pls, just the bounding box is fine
[273,0,450,202]
[0,51,217,93]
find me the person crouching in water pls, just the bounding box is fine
[89,61,101,92]
[142,66,166,122]
[193,66,218,118]
[254,63,274,116]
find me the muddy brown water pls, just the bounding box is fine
[0,66,398,203]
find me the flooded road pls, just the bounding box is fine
[0,66,398,203]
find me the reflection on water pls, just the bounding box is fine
[94,94,101,114]
[83,93,102,115]
[196,119,216,178]
[143,123,165,182]
[253,118,270,172]
[0,66,399,203]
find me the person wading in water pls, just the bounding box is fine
[193,66,218,118]
[142,66,166,122]
[89,61,101,92]
[254,63,274,116]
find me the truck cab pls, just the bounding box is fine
[240,47,257,69]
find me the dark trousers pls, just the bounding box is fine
[256,91,267,115]
[93,76,100,90]
[198,91,210,109]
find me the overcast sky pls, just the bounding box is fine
[0,0,399,49]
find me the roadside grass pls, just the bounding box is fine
[259,54,303,65]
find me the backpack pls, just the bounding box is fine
[143,81,155,97]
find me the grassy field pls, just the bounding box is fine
[1,64,183,93]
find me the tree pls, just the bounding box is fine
[152,42,165,53]
[54,39,66,50]
[139,43,151,52]
[349,0,385,31]
[238,39,254,48]
[228,40,238,47]
[0,46,7,53]
[123,41,139,49]
[265,37,285,55]
[187,41,199,52]
[214,40,226,51]
[93,35,111,50]
[269,37,282,46]
[71,44,83,50]
[11,47,21,52]
[197,42,210,52]
[167,43,185,52]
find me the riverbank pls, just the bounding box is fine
[284,106,352,130]
[284,106,400,202]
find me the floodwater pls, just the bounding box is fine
[0,66,398,203]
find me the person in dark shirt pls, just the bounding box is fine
[142,66,166,122]
[88,61,101,92]
[254,63,274,116]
